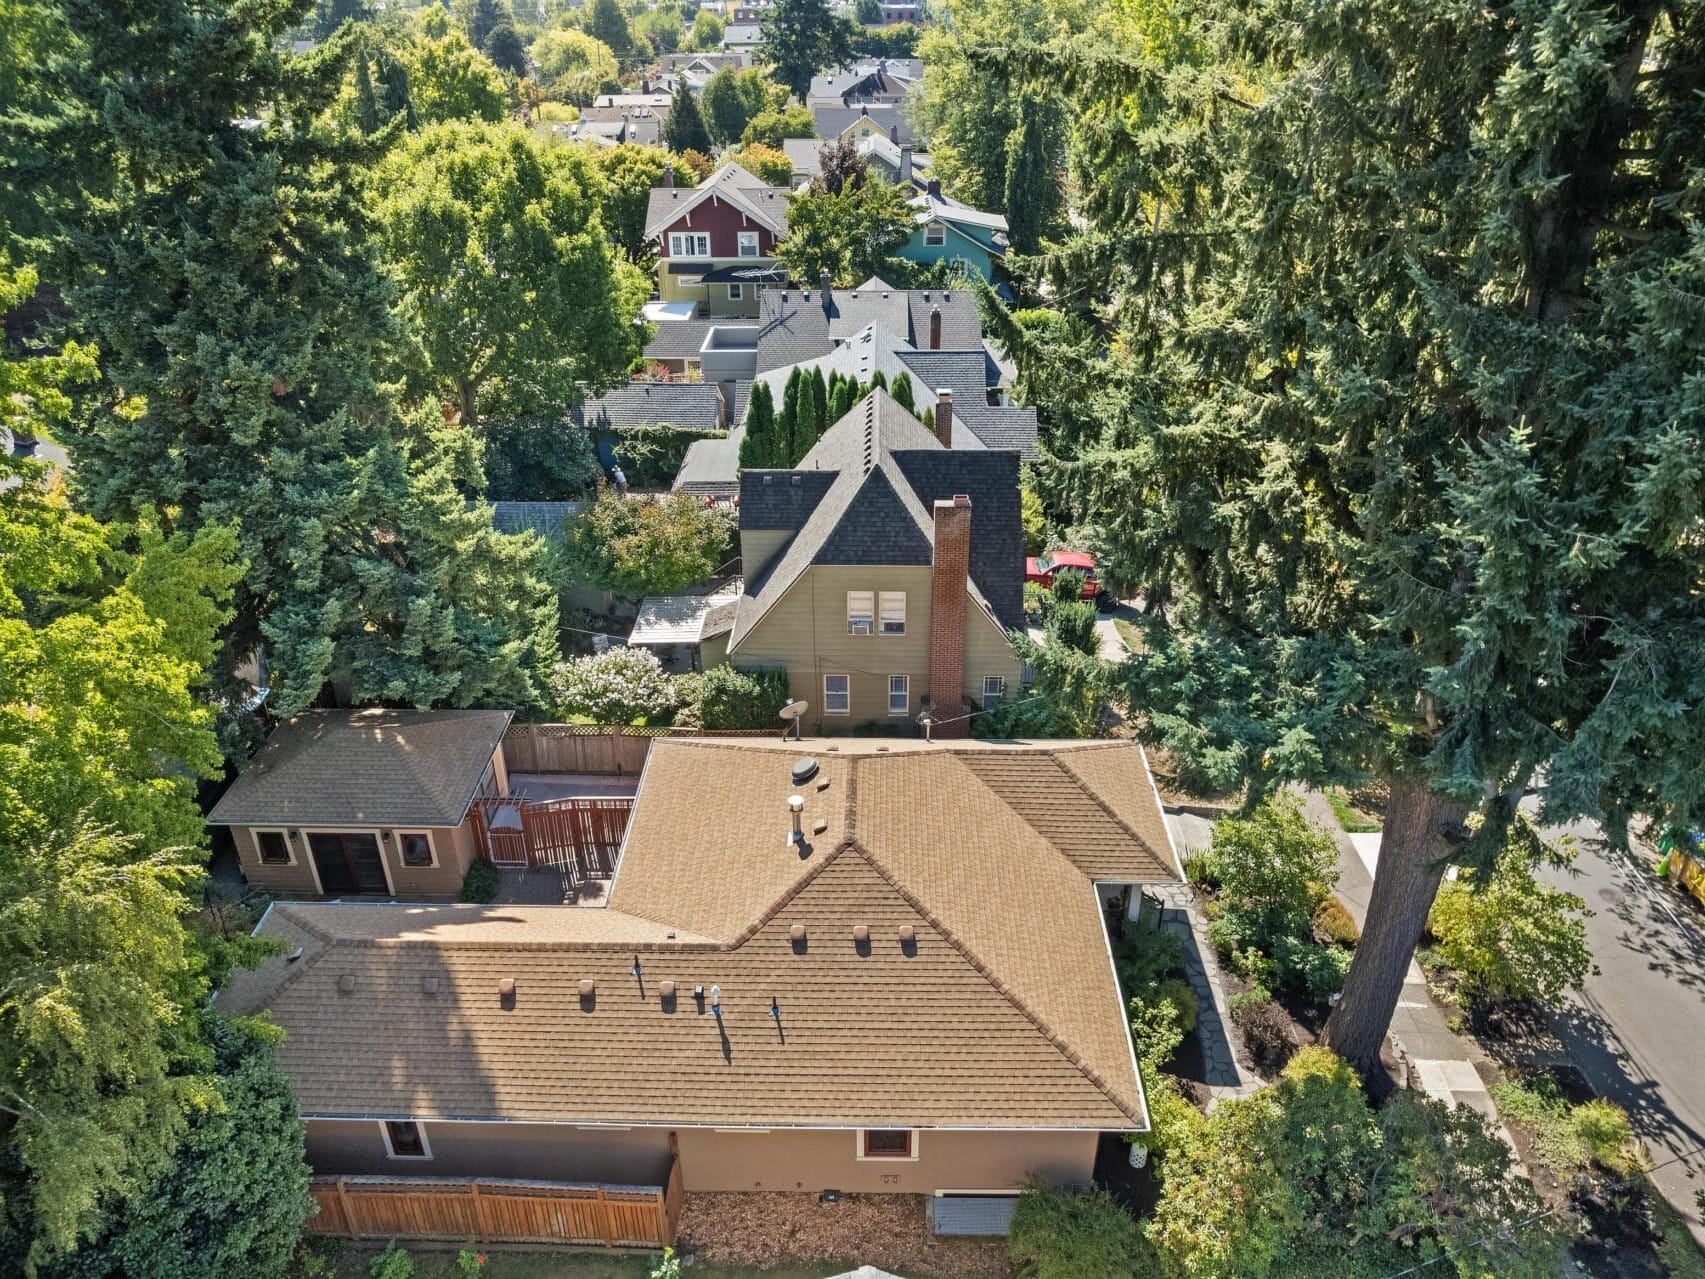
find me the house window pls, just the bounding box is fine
[824,674,851,715]
[398,832,434,868]
[846,591,874,635]
[858,1129,917,1159]
[983,675,1007,706]
[255,830,291,865]
[888,675,909,716]
[381,1120,431,1160]
[923,222,946,246]
[879,591,906,635]
[738,231,760,257]
[728,283,743,300]
[669,232,712,258]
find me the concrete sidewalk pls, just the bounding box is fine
[1299,792,1516,1148]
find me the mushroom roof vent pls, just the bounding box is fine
[790,756,820,786]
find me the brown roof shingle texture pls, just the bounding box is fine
[207,709,513,828]
[226,738,1178,1132]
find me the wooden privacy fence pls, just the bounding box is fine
[469,795,634,880]
[501,723,782,775]
[308,1166,683,1248]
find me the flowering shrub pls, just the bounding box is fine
[549,647,679,725]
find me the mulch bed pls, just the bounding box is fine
[677,1192,1016,1279]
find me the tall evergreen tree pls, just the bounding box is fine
[759,0,856,101]
[1001,89,1060,256]
[738,380,775,468]
[11,2,559,716]
[467,0,507,50]
[890,370,915,413]
[985,0,1705,1074]
[587,0,634,61]
[483,17,529,75]
[663,84,713,157]
[809,367,829,443]
[775,367,801,466]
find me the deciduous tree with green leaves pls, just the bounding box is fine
[402,10,511,123]
[759,0,856,101]
[530,27,618,103]
[372,119,647,428]
[590,142,681,262]
[701,66,777,145]
[564,486,732,600]
[982,0,1705,1075]
[776,175,913,287]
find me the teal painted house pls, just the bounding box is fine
[899,188,1009,284]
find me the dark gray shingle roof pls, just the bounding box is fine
[812,105,915,144]
[570,381,724,433]
[643,318,717,362]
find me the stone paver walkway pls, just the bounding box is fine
[1159,814,1255,1106]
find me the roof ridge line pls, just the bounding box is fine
[1054,749,1172,869]
[725,838,857,949]
[848,836,1145,1127]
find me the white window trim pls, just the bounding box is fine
[824,674,851,715]
[380,1119,433,1160]
[879,590,906,636]
[669,231,711,258]
[737,231,760,258]
[847,590,875,636]
[923,221,946,246]
[299,827,395,897]
[394,829,438,871]
[728,283,743,300]
[983,675,1007,704]
[887,675,910,716]
[855,1128,919,1161]
[251,826,295,867]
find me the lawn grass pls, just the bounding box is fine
[1324,787,1381,833]
[1112,618,1144,655]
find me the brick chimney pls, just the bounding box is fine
[889,123,899,144]
[933,387,953,447]
[899,144,913,184]
[928,304,941,350]
[927,495,973,738]
[820,269,833,313]
[663,164,675,188]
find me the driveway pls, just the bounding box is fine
[1539,816,1705,1246]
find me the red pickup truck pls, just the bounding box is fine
[1025,551,1111,607]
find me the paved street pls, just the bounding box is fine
[1538,819,1705,1246]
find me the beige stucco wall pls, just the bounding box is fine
[228,818,479,900]
[677,1128,1099,1193]
[301,1120,1096,1195]
[306,1119,674,1186]
[730,564,1021,732]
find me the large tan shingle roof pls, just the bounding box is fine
[225,738,1180,1131]
[207,709,512,828]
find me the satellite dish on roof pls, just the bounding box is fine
[780,700,809,741]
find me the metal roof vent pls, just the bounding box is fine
[286,946,304,963]
[337,973,356,994]
[422,975,440,995]
[790,923,807,944]
[853,924,870,943]
[791,756,820,785]
[660,979,676,999]
[898,924,916,944]
[579,979,596,998]
[498,977,516,1000]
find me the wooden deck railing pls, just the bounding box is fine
[307,1169,680,1247]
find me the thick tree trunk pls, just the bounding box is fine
[1320,773,1471,1078]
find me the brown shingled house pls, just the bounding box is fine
[208,708,513,899]
[220,736,1183,1243]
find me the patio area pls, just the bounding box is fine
[490,773,640,905]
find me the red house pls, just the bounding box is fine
[644,161,793,318]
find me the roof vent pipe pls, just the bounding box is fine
[788,793,806,846]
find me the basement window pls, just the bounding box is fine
[381,1120,432,1160]
[858,1129,917,1160]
